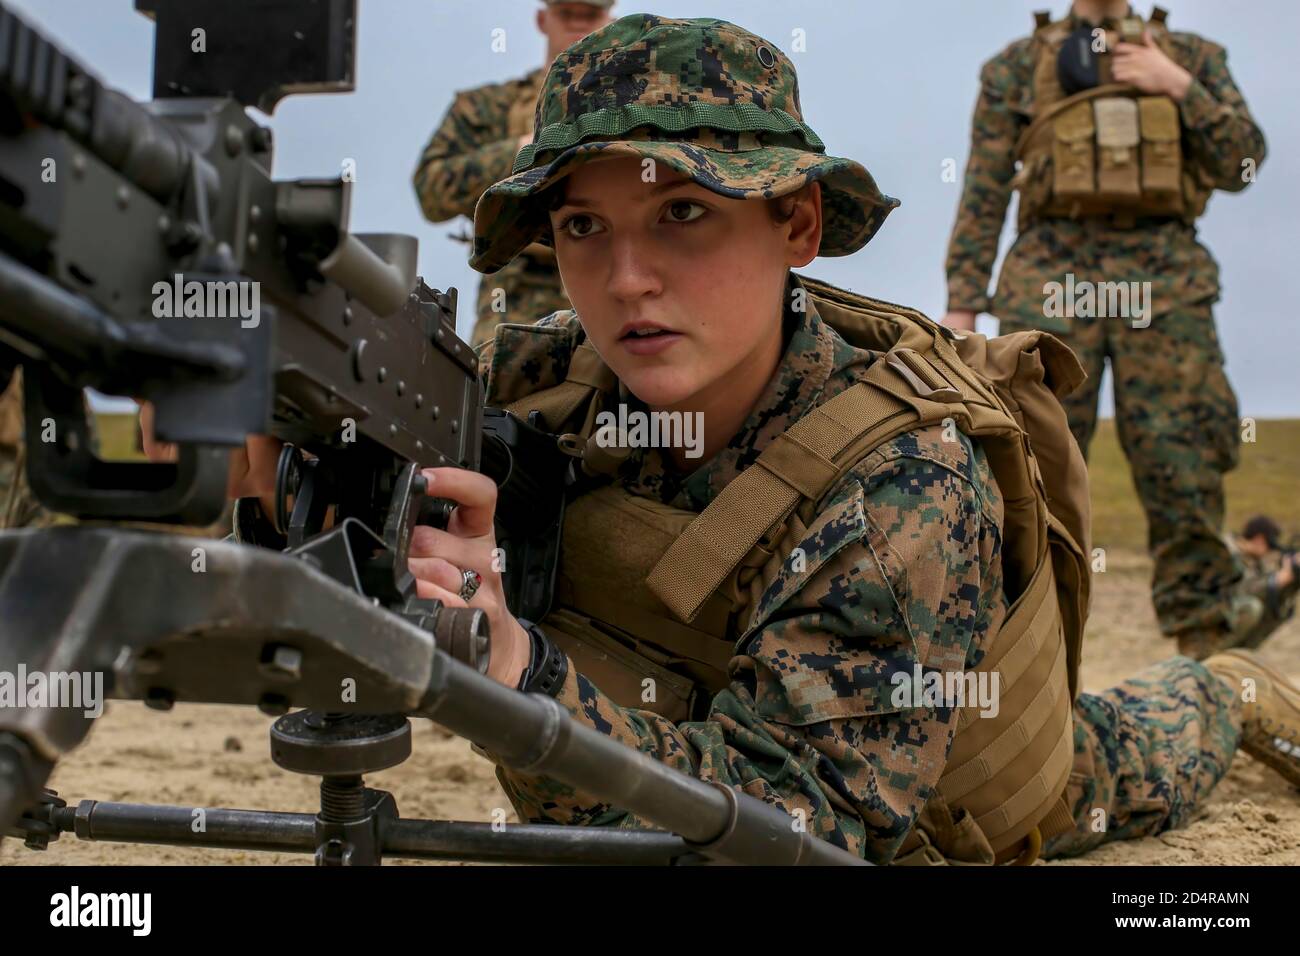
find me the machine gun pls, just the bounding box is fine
[0,0,862,866]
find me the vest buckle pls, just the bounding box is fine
[886,348,962,402]
[891,826,949,866]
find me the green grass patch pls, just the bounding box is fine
[97,411,1298,556]
[1088,418,1300,554]
[96,411,146,461]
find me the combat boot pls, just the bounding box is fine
[1203,649,1300,788]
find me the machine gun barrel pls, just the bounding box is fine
[0,4,210,207]
[0,250,244,378]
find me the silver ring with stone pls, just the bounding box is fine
[458,569,482,602]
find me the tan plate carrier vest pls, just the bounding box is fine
[1013,7,1213,229]
[502,274,1093,865]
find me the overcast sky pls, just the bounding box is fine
[12,0,1299,416]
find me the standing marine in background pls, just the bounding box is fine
[412,0,615,348]
[941,2,1267,659]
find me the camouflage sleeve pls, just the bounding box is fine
[944,49,1025,315]
[1175,38,1266,192]
[493,430,1005,864]
[412,85,520,223]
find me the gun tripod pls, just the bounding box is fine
[8,710,702,865]
[0,529,865,866]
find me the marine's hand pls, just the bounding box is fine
[942,309,977,331]
[137,400,177,464]
[409,466,532,688]
[139,400,282,512]
[226,435,284,510]
[1112,31,1193,100]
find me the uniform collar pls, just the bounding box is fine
[618,273,839,511]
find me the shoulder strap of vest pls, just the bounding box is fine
[502,339,617,434]
[646,324,1018,623]
[795,273,935,336]
[1138,8,1172,47]
[1032,13,1071,43]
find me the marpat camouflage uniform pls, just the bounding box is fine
[413,68,571,348]
[944,6,1266,643]
[476,285,1241,864]
[463,13,1250,865]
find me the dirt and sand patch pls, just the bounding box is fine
[3,548,1296,866]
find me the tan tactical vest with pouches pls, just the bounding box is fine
[1013,7,1213,229]
[501,274,1093,864]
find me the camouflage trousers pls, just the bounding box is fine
[470,254,571,349]
[1042,655,1242,859]
[1000,304,1243,638]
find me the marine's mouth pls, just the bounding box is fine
[616,319,678,341]
[622,328,671,339]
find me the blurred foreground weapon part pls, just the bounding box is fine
[0,0,860,866]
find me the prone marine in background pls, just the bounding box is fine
[1227,515,1300,650]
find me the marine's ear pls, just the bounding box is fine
[783,181,822,269]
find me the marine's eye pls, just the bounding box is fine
[663,200,707,224]
[561,214,605,239]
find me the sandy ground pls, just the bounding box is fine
[3,548,1297,866]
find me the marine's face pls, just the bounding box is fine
[1240,534,1272,559]
[537,4,612,57]
[549,157,821,412]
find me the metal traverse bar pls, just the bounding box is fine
[30,800,702,865]
[383,819,702,865]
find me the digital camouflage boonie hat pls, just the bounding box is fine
[470,14,898,273]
